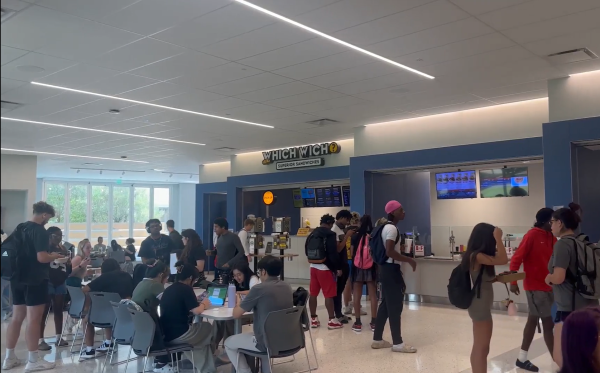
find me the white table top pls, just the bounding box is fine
[191,288,252,320]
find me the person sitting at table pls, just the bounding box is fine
[225,256,293,373]
[80,258,134,360]
[232,262,260,294]
[131,259,169,313]
[157,261,214,373]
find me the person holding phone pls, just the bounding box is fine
[330,210,355,324]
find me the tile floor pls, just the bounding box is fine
[1,295,556,373]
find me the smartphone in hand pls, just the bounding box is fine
[197,291,208,302]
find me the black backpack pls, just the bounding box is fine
[448,263,483,309]
[305,232,327,264]
[1,223,29,281]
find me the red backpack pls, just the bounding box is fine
[353,234,373,269]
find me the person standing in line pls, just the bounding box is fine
[306,214,343,330]
[463,223,508,373]
[3,201,64,372]
[350,215,378,332]
[371,201,418,353]
[546,204,599,369]
[213,218,245,282]
[167,219,184,253]
[510,208,556,372]
[331,210,355,324]
[138,219,177,265]
[93,237,106,253]
[237,219,255,263]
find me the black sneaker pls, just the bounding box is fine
[80,349,96,360]
[351,322,362,332]
[97,341,114,352]
[516,359,539,372]
[337,315,350,324]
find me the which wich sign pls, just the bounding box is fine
[261,142,341,170]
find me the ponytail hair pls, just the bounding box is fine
[174,260,199,283]
[552,202,582,231]
[145,259,169,279]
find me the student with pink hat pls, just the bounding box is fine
[371,200,418,353]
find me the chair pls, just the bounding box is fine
[129,309,195,373]
[91,258,104,268]
[296,291,318,371]
[109,250,126,264]
[102,302,136,373]
[62,286,88,354]
[238,306,313,373]
[80,292,122,358]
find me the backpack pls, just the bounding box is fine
[369,222,399,265]
[305,232,327,264]
[448,263,484,309]
[563,235,600,300]
[1,223,29,281]
[354,234,373,269]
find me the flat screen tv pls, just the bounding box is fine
[331,186,342,207]
[435,171,477,199]
[479,167,529,198]
[342,186,350,207]
[301,188,315,199]
[292,189,303,208]
[315,188,326,207]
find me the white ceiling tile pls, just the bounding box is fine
[295,0,434,34]
[36,22,142,62]
[397,92,481,112]
[0,5,90,51]
[198,23,314,61]
[1,0,30,11]
[333,0,470,47]
[410,99,492,116]
[117,81,191,102]
[91,38,185,73]
[302,61,400,88]
[84,73,159,96]
[240,0,339,17]
[234,81,319,102]
[369,17,495,58]
[34,0,138,21]
[330,71,426,95]
[149,90,227,111]
[449,0,528,15]
[168,62,263,90]
[502,8,600,44]
[263,89,345,108]
[70,99,144,116]
[234,107,303,123]
[2,91,98,117]
[487,90,548,104]
[153,3,275,50]
[1,82,61,104]
[40,109,95,124]
[478,0,600,30]
[1,77,26,94]
[273,50,375,80]
[1,52,75,81]
[189,97,254,114]
[100,0,228,36]
[471,80,548,98]
[128,51,228,81]
[289,95,368,113]
[36,63,119,89]
[523,28,600,56]
[1,46,29,66]
[203,73,293,96]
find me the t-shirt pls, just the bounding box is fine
[185,244,207,280]
[169,230,185,252]
[159,282,198,341]
[125,245,136,262]
[138,235,176,264]
[382,224,404,264]
[331,224,348,268]
[132,278,164,312]
[48,244,68,285]
[215,231,245,269]
[235,275,261,292]
[22,221,51,284]
[238,229,250,256]
[93,244,106,252]
[87,271,134,299]
[239,278,293,351]
[548,236,600,312]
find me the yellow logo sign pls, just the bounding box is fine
[262,191,275,205]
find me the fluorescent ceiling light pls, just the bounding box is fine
[1,148,149,163]
[30,82,274,129]
[235,0,434,80]
[2,117,205,146]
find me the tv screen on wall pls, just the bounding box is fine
[479,167,529,198]
[292,189,303,208]
[342,186,350,207]
[435,171,477,199]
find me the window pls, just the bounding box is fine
[113,187,131,247]
[44,183,65,234]
[153,188,170,234]
[91,185,109,247]
[134,187,151,248]
[68,185,87,243]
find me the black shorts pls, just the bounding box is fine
[11,280,49,307]
[554,310,571,323]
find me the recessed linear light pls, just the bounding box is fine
[30,82,274,129]
[0,148,149,163]
[234,0,434,80]
[1,117,205,146]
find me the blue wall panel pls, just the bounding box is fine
[195,182,227,246]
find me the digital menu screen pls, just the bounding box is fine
[435,171,477,199]
[342,186,350,207]
[301,188,315,199]
[304,197,316,207]
[315,188,326,207]
[479,167,529,198]
[331,186,342,207]
[292,189,303,208]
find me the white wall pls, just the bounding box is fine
[1,154,37,220]
[231,139,354,177]
[548,70,600,122]
[429,162,545,255]
[354,99,548,156]
[198,162,230,184]
[1,190,27,233]
[178,183,196,230]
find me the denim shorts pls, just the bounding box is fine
[48,282,67,296]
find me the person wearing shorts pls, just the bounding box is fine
[509,208,556,372]
[306,214,343,330]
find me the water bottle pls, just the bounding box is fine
[227,282,236,308]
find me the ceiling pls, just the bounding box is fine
[2,0,599,181]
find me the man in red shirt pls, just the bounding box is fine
[510,208,556,372]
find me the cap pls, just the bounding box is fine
[385,200,402,214]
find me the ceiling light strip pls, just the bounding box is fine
[0,148,149,163]
[235,0,434,80]
[30,82,275,129]
[1,117,205,146]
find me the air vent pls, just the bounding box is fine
[547,48,598,64]
[305,118,339,126]
[1,100,23,111]
[214,147,237,152]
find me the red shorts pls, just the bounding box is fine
[309,267,337,298]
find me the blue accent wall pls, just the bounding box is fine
[242,188,301,234]
[195,182,227,247]
[350,137,544,215]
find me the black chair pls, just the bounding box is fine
[238,306,313,373]
[80,292,122,358]
[128,309,195,373]
[103,302,136,373]
[295,289,318,371]
[62,286,88,354]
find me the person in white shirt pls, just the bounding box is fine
[237,219,255,263]
[371,200,418,354]
[232,262,260,294]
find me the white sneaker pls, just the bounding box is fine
[2,358,22,370]
[343,305,353,314]
[153,364,174,373]
[24,359,56,372]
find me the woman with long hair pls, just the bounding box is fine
[131,259,169,312]
[546,203,598,368]
[70,239,91,274]
[350,215,377,332]
[180,229,207,286]
[231,262,259,294]
[462,223,507,373]
[560,306,600,373]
